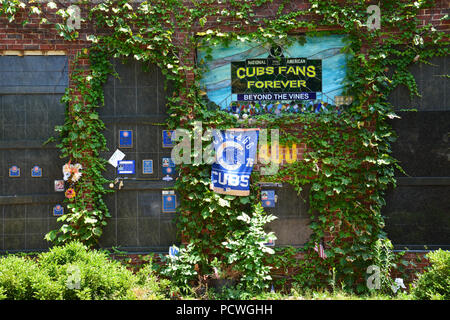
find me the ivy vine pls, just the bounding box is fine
[1,0,448,293]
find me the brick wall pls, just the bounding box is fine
[1,0,446,276]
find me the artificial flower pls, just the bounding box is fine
[65,188,76,199]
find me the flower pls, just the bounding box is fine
[65,188,76,199]
[63,171,71,181]
[62,163,83,182]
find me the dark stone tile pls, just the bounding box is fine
[114,88,137,115]
[116,191,138,218]
[3,219,25,234]
[98,219,116,248]
[114,60,136,88]
[137,218,160,247]
[3,235,26,251]
[383,186,450,246]
[116,218,138,247]
[266,217,312,246]
[136,87,159,115]
[262,184,310,218]
[138,191,161,217]
[4,180,28,195]
[26,204,49,219]
[136,125,159,153]
[101,87,115,116]
[3,125,26,140]
[159,218,178,247]
[136,63,158,87]
[26,218,48,235]
[3,205,26,219]
[25,233,48,251]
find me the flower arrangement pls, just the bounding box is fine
[62,162,83,183]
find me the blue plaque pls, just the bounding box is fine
[162,130,176,148]
[261,190,276,208]
[9,166,20,177]
[53,204,64,216]
[119,130,133,148]
[117,160,135,174]
[142,159,153,174]
[31,166,42,177]
[162,157,176,177]
[162,191,177,213]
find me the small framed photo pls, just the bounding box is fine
[54,180,65,192]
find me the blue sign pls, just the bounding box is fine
[31,166,42,177]
[53,204,64,216]
[261,190,276,208]
[119,130,133,148]
[9,166,20,177]
[117,160,135,174]
[237,92,316,101]
[162,157,176,177]
[211,128,259,196]
[142,159,153,174]
[162,130,175,148]
[162,191,177,213]
[169,245,180,258]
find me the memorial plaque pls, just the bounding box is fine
[162,130,175,148]
[119,130,133,148]
[9,166,20,177]
[118,160,136,175]
[142,159,153,174]
[53,204,64,216]
[261,190,276,207]
[162,157,176,181]
[31,166,42,177]
[162,190,177,213]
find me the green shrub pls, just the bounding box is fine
[0,255,62,300]
[37,241,137,300]
[134,263,172,300]
[412,249,450,300]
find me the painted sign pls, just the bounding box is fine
[231,58,321,101]
[198,35,348,109]
[211,128,259,196]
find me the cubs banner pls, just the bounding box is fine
[211,128,259,196]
